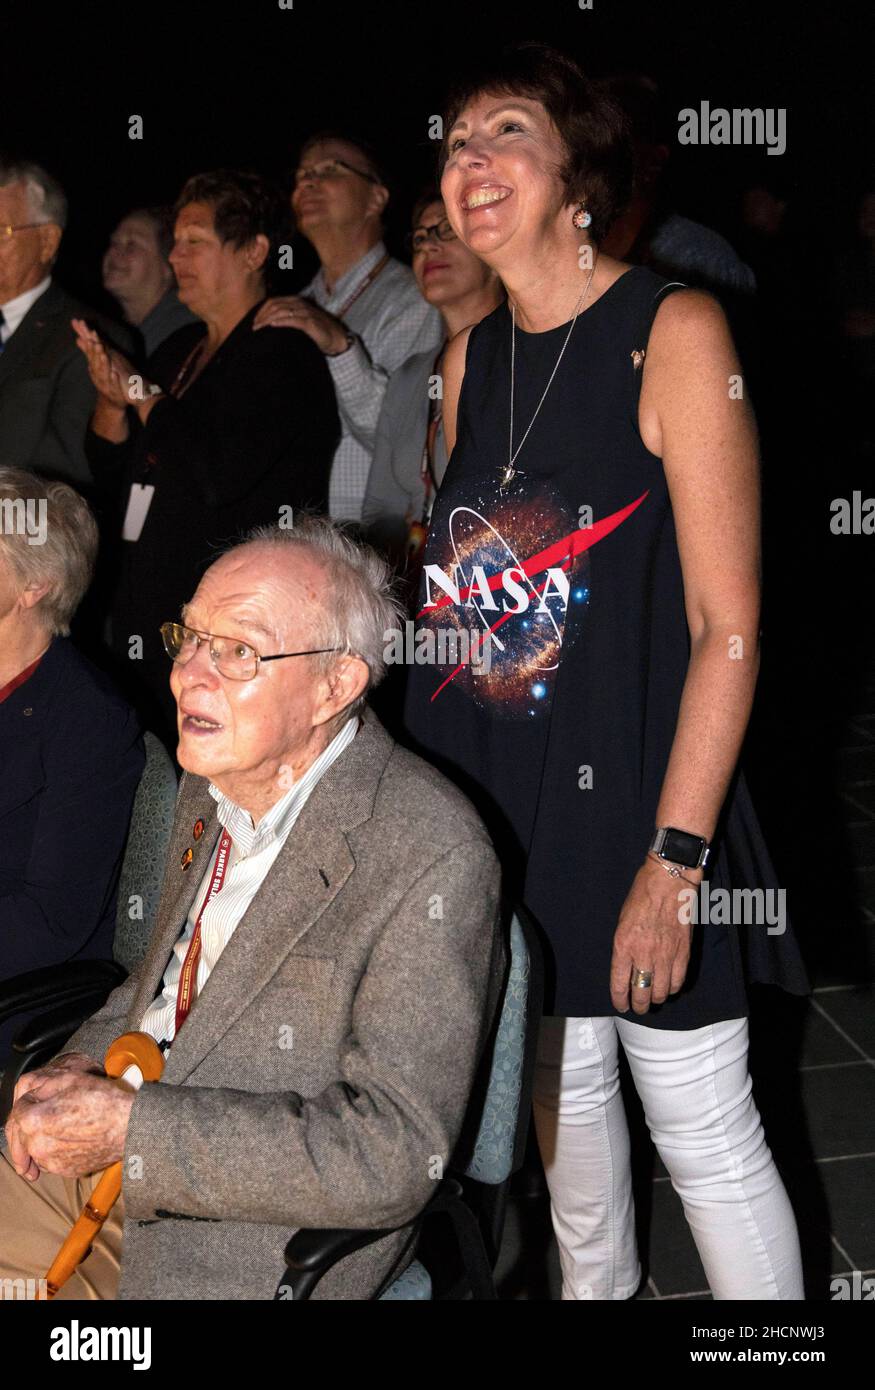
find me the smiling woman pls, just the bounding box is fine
[402,40,809,1302]
[439,46,632,245]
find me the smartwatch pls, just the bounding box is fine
[649,826,711,870]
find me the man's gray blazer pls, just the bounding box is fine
[63,706,506,1300]
[0,282,131,487]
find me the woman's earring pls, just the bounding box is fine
[572,203,592,230]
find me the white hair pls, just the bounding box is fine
[0,468,97,635]
[0,159,67,229]
[228,515,406,720]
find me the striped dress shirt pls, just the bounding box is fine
[302,240,443,523]
[137,716,359,1054]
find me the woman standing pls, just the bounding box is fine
[403,44,809,1300]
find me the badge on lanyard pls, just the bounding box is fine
[122,483,156,542]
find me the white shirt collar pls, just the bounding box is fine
[207,715,360,858]
[0,276,51,338]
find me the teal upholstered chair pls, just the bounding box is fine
[278,907,544,1301]
[0,732,178,1119]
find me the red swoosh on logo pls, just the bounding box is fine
[416,491,649,619]
[422,491,650,700]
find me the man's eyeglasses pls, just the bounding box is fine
[293,159,379,188]
[160,621,343,682]
[0,223,46,240]
[405,218,458,254]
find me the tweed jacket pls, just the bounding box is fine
[62,706,505,1299]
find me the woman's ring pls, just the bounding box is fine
[632,968,653,989]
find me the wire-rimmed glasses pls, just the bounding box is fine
[160,621,342,682]
[293,159,379,188]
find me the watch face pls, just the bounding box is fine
[662,829,705,867]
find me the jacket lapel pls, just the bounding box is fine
[0,284,65,388]
[125,773,222,1024]
[156,710,394,1083]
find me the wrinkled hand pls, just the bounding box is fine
[5,1053,104,1181]
[610,858,699,1015]
[72,318,139,407]
[252,296,349,354]
[8,1071,134,1180]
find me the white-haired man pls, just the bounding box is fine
[0,518,505,1300]
[0,160,131,486]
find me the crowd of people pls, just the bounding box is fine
[0,40,851,1301]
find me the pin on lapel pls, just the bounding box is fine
[193,818,205,840]
[181,848,193,871]
[631,349,646,370]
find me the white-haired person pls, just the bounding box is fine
[0,160,133,487]
[0,517,504,1300]
[0,467,144,1065]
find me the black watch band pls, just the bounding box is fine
[649,826,711,870]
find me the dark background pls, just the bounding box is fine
[1,0,871,299]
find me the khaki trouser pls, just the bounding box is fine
[0,1147,123,1300]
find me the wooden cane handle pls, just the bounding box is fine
[104,1031,165,1084]
[39,1032,165,1298]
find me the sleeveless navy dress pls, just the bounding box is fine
[403,265,810,1026]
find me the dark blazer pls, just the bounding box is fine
[57,706,505,1300]
[0,637,145,1060]
[0,282,131,488]
[85,305,341,743]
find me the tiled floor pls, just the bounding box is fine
[493,658,875,1301]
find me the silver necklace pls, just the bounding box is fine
[502,259,598,490]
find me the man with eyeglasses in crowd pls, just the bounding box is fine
[0,518,504,1300]
[254,133,443,523]
[0,160,131,488]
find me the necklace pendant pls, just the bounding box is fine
[499,463,517,489]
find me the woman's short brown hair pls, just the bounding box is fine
[174,169,288,286]
[439,42,633,243]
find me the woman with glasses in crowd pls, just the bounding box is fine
[361,188,502,582]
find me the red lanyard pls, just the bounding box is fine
[334,253,389,318]
[174,827,233,1035]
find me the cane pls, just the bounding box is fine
[36,1031,165,1299]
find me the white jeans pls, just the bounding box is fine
[532,1014,804,1300]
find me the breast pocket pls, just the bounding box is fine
[248,956,339,1069]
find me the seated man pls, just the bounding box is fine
[0,467,145,1065]
[0,517,505,1300]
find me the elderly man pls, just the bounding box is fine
[102,206,198,358]
[0,518,504,1300]
[0,160,130,487]
[0,467,144,1063]
[254,132,443,523]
